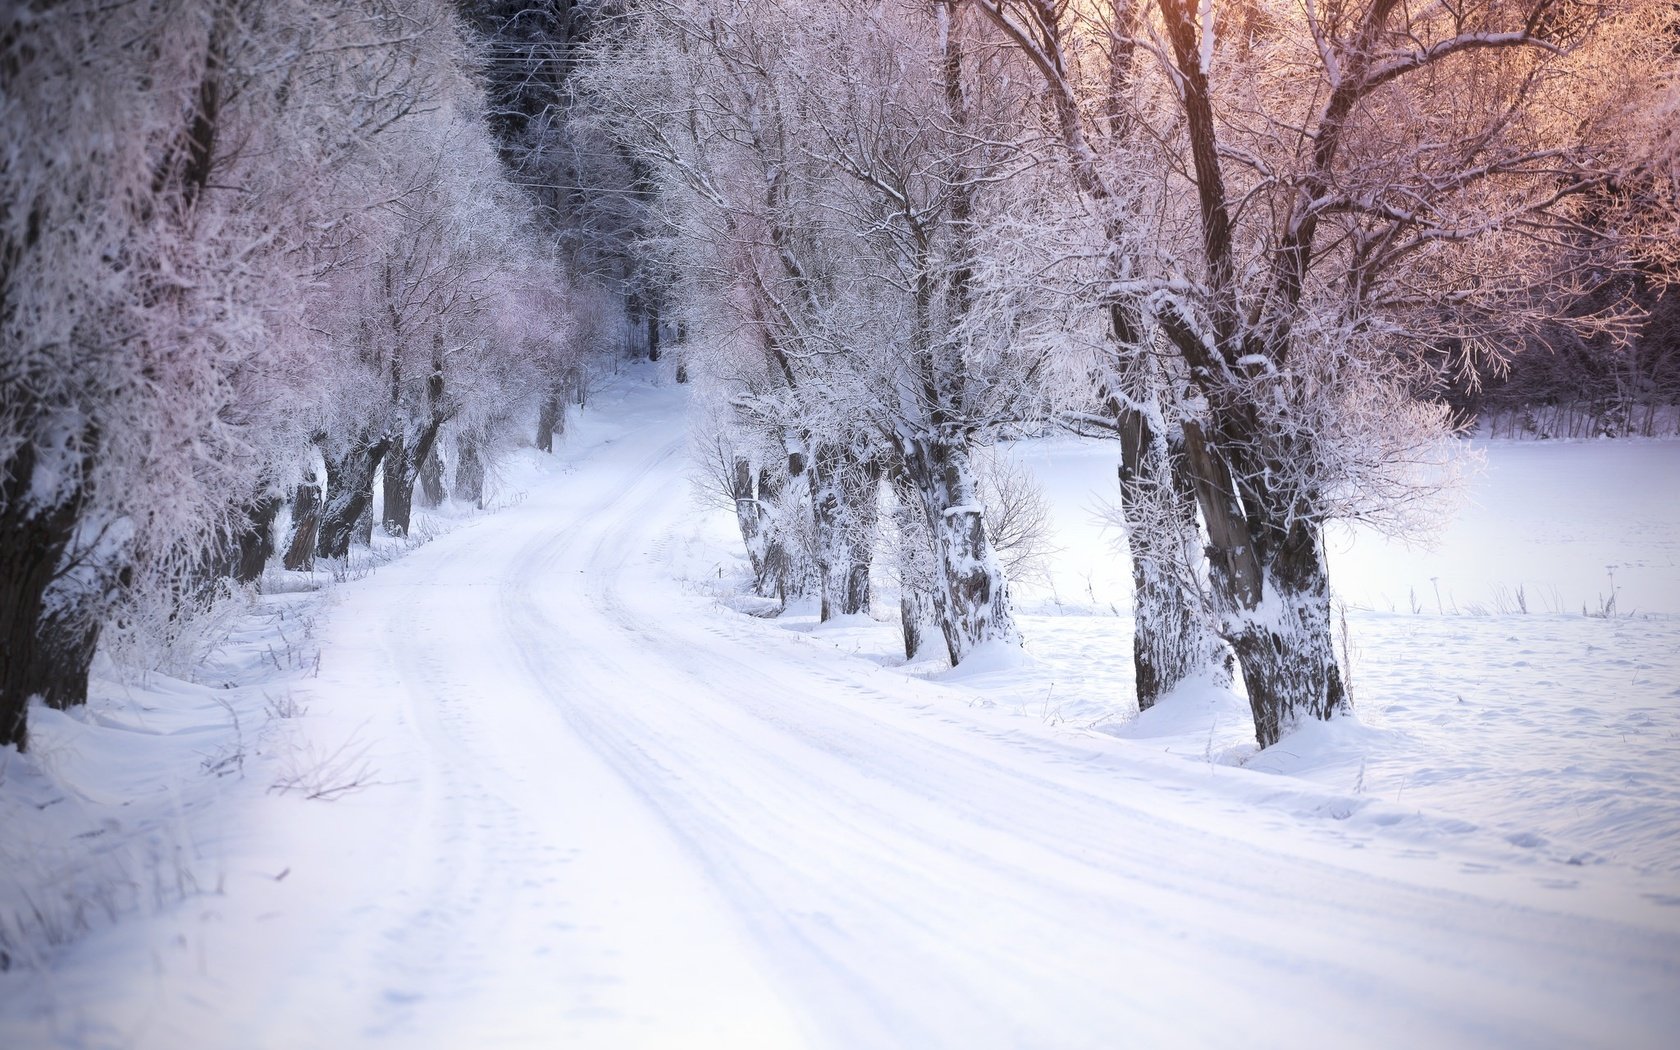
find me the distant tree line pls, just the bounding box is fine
[1445,276,1680,438]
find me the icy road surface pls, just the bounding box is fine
[11,378,1678,1049]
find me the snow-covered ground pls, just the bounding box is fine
[925,431,1680,880]
[4,371,1678,1048]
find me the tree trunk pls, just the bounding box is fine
[198,493,279,585]
[0,445,83,751]
[417,447,445,508]
[30,593,102,712]
[1181,420,1347,747]
[1227,521,1346,748]
[810,453,848,620]
[353,480,375,547]
[283,482,321,571]
[731,456,769,585]
[1123,458,1216,710]
[1104,329,1225,709]
[318,436,390,560]
[383,418,445,538]
[760,453,814,603]
[900,433,1019,664]
[19,531,127,717]
[382,432,413,537]
[843,455,880,618]
[230,494,282,584]
[453,431,485,507]
[751,465,796,602]
[536,393,562,453]
[898,593,932,660]
[808,442,878,621]
[889,471,943,660]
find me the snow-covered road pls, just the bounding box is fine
[266,380,1675,1049]
[13,378,1675,1049]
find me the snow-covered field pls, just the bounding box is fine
[4,372,1678,1048]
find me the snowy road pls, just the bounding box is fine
[87,380,1677,1048]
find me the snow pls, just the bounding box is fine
[1325,439,1680,617]
[4,372,1679,1048]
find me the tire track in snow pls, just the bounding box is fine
[339,423,811,1049]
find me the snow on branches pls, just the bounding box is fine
[1,0,591,750]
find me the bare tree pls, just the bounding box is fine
[1125,0,1665,745]
[973,0,1229,708]
[584,0,1066,660]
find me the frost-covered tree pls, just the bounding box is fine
[576,0,881,620]
[0,0,331,748]
[306,103,557,554]
[973,0,1672,744]
[820,0,1048,662]
[972,0,1229,710]
[1,0,571,750]
[1131,0,1672,744]
[582,0,1060,662]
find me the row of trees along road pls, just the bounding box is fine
[579,0,1678,748]
[0,0,624,752]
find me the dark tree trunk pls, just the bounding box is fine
[810,451,847,620]
[890,472,943,661]
[728,452,823,608]
[1120,433,1227,709]
[453,431,485,507]
[750,464,800,602]
[382,433,412,537]
[21,528,130,718]
[761,452,814,602]
[1222,512,1346,748]
[31,597,101,712]
[230,494,282,584]
[645,299,661,362]
[899,594,928,660]
[318,436,390,560]
[382,418,444,538]
[283,482,321,571]
[417,448,445,508]
[0,445,83,752]
[1180,419,1347,748]
[537,394,562,453]
[353,478,375,548]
